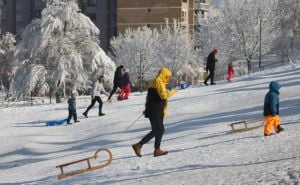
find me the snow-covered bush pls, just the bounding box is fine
[110,20,196,83]
[11,0,115,99]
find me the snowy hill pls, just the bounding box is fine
[0,64,300,185]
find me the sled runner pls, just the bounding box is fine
[56,148,112,179]
[229,119,264,133]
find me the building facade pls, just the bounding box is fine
[117,0,195,35]
[78,0,117,52]
[0,0,116,52]
[194,0,211,50]
[0,0,45,36]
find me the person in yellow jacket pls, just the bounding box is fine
[132,67,177,157]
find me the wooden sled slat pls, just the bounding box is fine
[229,119,264,134]
[56,148,112,179]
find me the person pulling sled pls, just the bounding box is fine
[263,81,284,136]
[132,67,177,157]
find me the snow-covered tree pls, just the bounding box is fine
[276,0,300,62]
[110,26,159,85]
[11,0,115,99]
[110,20,196,85]
[157,19,196,73]
[202,0,280,74]
[0,33,16,90]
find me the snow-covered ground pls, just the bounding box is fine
[1,64,300,185]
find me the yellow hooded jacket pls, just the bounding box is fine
[145,67,176,117]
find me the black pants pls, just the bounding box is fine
[139,117,164,149]
[67,109,77,123]
[84,96,103,114]
[108,84,118,100]
[204,69,215,84]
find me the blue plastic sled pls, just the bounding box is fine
[180,83,191,89]
[46,119,68,126]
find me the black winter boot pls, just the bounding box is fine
[276,125,284,133]
[83,112,88,118]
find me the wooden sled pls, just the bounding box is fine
[229,119,264,134]
[56,148,112,179]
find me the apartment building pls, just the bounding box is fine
[117,0,195,35]
[78,0,117,52]
[0,0,117,52]
[194,0,211,50]
[0,0,46,36]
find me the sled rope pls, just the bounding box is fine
[125,113,144,131]
[56,148,112,179]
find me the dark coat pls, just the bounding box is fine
[264,81,281,116]
[121,72,130,87]
[113,66,124,87]
[206,51,217,72]
[68,98,76,111]
[144,88,166,118]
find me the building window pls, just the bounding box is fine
[182,9,187,22]
[201,10,205,18]
[183,0,187,2]
[88,0,97,6]
[88,13,96,22]
[147,24,151,28]
[147,8,151,13]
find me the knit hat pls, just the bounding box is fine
[213,48,218,54]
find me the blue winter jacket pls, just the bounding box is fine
[68,98,76,111]
[263,81,281,116]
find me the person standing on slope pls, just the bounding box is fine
[83,75,109,118]
[227,61,234,83]
[107,65,124,101]
[118,68,131,100]
[263,81,284,136]
[132,67,177,157]
[204,48,218,85]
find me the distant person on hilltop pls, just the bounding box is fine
[204,48,218,86]
[263,81,284,136]
[132,67,177,157]
[227,61,234,83]
[108,65,124,101]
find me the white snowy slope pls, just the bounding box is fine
[0,64,300,185]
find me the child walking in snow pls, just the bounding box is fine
[263,81,284,136]
[67,92,80,125]
[227,61,234,82]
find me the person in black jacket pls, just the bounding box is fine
[118,68,131,100]
[204,48,218,85]
[67,92,79,124]
[107,65,124,101]
[132,67,177,157]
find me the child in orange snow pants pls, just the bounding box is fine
[263,81,284,136]
[264,115,281,136]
